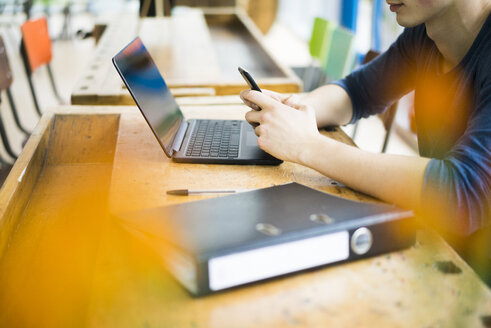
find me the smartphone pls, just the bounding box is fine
[238,66,262,92]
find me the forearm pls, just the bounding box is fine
[299,135,430,211]
[242,88,430,210]
[300,84,354,128]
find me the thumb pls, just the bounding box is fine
[296,104,316,118]
[261,89,288,102]
[282,94,301,107]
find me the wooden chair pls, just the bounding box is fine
[20,17,64,116]
[351,50,398,153]
[0,35,30,161]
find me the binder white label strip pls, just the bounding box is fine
[208,231,349,291]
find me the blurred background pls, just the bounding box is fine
[0,0,417,183]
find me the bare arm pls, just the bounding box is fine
[242,89,430,211]
[300,135,430,211]
[299,84,354,128]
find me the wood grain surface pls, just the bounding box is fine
[0,105,490,327]
[71,8,302,106]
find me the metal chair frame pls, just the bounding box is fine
[351,50,398,153]
[0,35,34,161]
[20,17,64,117]
[0,96,18,160]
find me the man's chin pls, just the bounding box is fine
[395,15,421,28]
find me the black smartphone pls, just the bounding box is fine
[238,66,262,92]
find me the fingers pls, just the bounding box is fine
[283,94,301,107]
[254,124,264,137]
[261,89,297,104]
[261,89,286,102]
[262,90,302,107]
[245,109,261,125]
[245,99,261,111]
[241,90,282,110]
[240,90,260,110]
[240,89,299,111]
[299,104,315,115]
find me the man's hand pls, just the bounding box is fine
[239,88,429,217]
[240,89,321,164]
[240,89,300,110]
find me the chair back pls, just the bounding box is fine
[0,36,13,90]
[362,50,380,65]
[321,25,355,81]
[303,17,335,91]
[309,17,332,60]
[20,17,52,74]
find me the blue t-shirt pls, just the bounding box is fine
[336,14,491,236]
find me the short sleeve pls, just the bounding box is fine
[336,26,426,123]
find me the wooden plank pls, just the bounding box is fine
[86,229,491,327]
[46,114,120,165]
[170,87,216,97]
[70,13,139,106]
[205,8,296,79]
[71,9,301,106]
[176,94,241,106]
[141,13,221,80]
[101,104,491,327]
[1,105,490,327]
[0,164,114,327]
[0,109,123,260]
[0,112,54,258]
[0,108,123,327]
[109,107,366,216]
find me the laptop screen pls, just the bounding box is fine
[112,37,183,156]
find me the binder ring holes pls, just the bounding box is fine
[256,223,281,236]
[310,213,335,224]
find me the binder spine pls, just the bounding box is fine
[196,215,415,296]
[348,215,416,260]
[206,231,350,293]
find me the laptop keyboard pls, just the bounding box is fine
[186,120,241,158]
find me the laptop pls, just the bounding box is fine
[112,37,282,165]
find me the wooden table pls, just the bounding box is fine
[71,8,302,106]
[1,104,490,327]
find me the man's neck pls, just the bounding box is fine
[425,0,490,72]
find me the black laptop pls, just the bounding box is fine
[112,37,282,165]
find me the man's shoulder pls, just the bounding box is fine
[467,14,491,84]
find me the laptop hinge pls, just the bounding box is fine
[171,121,189,155]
